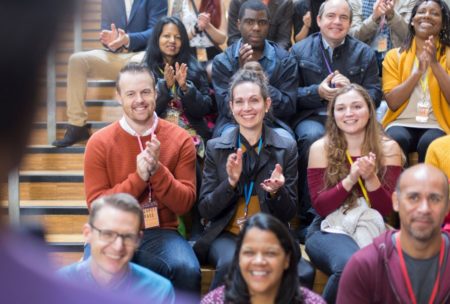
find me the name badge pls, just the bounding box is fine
[196,48,208,62]
[142,200,160,229]
[377,35,388,53]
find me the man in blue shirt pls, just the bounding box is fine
[59,193,175,304]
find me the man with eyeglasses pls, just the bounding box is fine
[289,0,382,247]
[212,0,298,138]
[59,193,175,303]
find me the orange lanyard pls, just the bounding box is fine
[396,234,445,304]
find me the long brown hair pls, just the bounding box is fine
[200,0,221,28]
[324,84,385,211]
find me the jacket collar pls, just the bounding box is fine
[214,124,291,150]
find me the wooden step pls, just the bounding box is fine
[29,121,109,145]
[47,233,84,243]
[21,146,85,171]
[35,100,121,123]
[22,213,88,235]
[0,170,85,200]
[1,199,86,209]
[55,82,116,101]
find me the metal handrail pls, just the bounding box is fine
[7,168,20,225]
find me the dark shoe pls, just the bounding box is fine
[52,124,90,147]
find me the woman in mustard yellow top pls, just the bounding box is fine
[382,0,450,162]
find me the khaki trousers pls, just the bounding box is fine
[66,49,145,126]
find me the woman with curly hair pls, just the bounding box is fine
[201,213,325,304]
[305,84,403,304]
[194,63,298,290]
[382,0,450,162]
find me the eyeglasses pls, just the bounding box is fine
[90,224,140,246]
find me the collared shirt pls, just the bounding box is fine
[119,112,159,137]
[321,36,346,62]
[124,0,134,21]
[233,39,277,76]
[58,258,175,304]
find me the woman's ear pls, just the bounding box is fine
[265,97,272,113]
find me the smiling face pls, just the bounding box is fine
[393,165,449,244]
[158,23,182,63]
[85,206,141,283]
[317,0,351,46]
[230,81,271,133]
[238,9,270,50]
[411,1,443,39]
[333,89,370,136]
[116,71,156,131]
[239,228,290,300]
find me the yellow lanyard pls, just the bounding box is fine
[413,57,429,97]
[345,150,371,207]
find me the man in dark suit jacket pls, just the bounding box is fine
[53,0,167,147]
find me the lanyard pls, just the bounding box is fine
[135,115,159,202]
[238,135,263,215]
[320,45,334,75]
[345,150,371,207]
[396,233,445,304]
[413,57,429,98]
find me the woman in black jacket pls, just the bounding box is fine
[144,16,213,156]
[194,62,298,290]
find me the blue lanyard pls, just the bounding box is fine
[238,135,263,211]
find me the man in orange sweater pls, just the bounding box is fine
[84,63,200,295]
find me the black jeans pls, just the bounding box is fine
[386,126,445,162]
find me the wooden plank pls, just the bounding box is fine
[46,233,84,243]
[21,153,84,171]
[1,200,86,208]
[35,102,122,123]
[56,85,116,101]
[0,182,86,200]
[23,214,88,234]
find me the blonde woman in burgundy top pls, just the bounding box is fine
[305,84,403,304]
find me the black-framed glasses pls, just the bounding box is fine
[90,224,140,246]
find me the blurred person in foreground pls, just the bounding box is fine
[338,164,450,304]
[58,193,175,303]
[201,213,325,304]
[0,1,148,303]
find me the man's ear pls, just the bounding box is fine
[116,90,123,105]
[237,18,241,29]
[83,223,92,244]
[392,192,399,212]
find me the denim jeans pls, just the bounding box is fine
[132,228,201,295]
[305,231,359,304]
[386,126,445,162]
[294,116,327,229]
